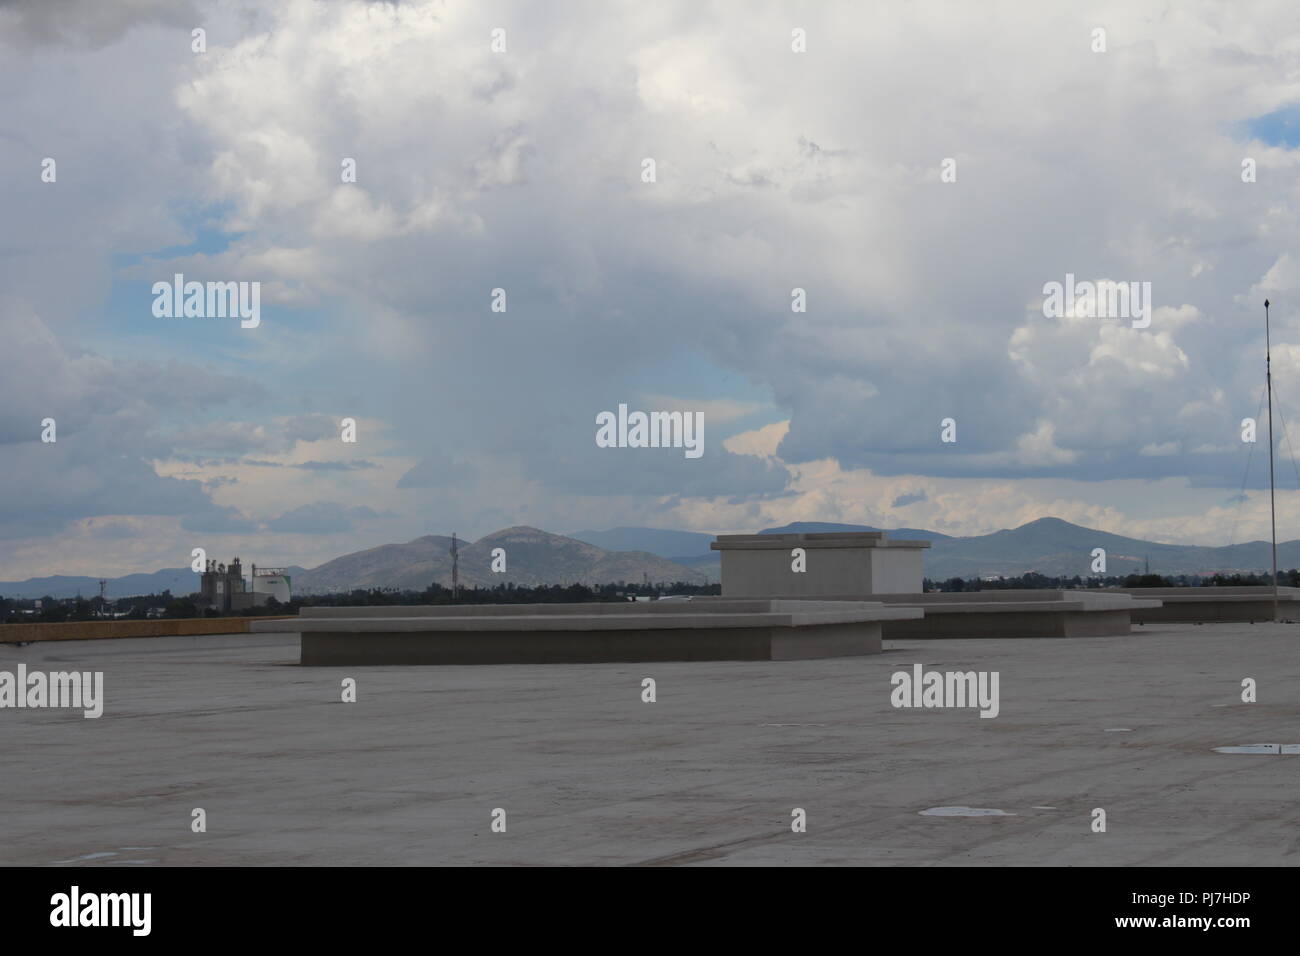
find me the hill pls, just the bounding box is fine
[921,516,1288,579]
[291,526,708,593]
[569,527,717,559]
[6,517,1292,599]
[758,521,955,540]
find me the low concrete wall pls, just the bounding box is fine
[255,599,916,664]
[299,621,884,665]
[716,590,1157,639]
[0,616,295,644]
[1105,587,1300,623]
[1137,600,1277,624]
[881,609,1133,640]
[296,599,873,618]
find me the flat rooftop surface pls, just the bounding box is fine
[2,623,1297,866]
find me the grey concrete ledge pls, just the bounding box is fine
[697,590,1158,639]
[253,606,922,633]
[881,609,1136,640]
[879,590,1161,613]
[250,599,921,664]
[711,532,930,551]
[1105,586,1300,623]
[294,623,886,665]
[296,598,888,619]
[1107,586,1300,597]
[710,590,1160,613]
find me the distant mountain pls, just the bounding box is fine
[581,517,1290,580]
[0,565,309,601]
[292,526,708,593]
[292,534,458,593]
[568,527,716,558]
[6,517,1290,599]
[0,568,198,600]
[759,521,955,540]
[654,553,721,582]
[920,517,1290,579]
[0,529,705,599]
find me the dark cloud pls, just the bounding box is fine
[282,414,341,444]
[0,305,270,537]
[265,502,380,535]
[291,459,378,471]
[892,490,927,508]
[181,506,259,534]
[397,450,476,489]
[84,518,143,541]
[0,0,198,50]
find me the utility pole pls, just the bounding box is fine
[451,532,460,602]
[1266,299,1279,623]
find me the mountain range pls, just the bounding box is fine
[289,526,709,593]
[572,518,1293,580]
[0,527,709,599]
[2,518,1292,599]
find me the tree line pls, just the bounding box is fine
[1,579,721,624]
[924,570,1300,592]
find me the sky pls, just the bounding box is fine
[4,0,1300,579]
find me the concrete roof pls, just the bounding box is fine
[2,623,1297,865]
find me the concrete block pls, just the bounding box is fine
[710,532,930,597]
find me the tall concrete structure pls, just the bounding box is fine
[200,557,290,613]
[708,531,1158,638]
[711,531,930,597]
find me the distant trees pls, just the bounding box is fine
[1207,571,1289,587]
[923,571,1298,592]
[165,595,199,619]
[235,580,721,611]
[1121,573,1173,588]
[1,576,727,624]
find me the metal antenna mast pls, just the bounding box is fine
[451,532,460,602]
[1266,299,1278,623]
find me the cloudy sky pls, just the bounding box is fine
[4,0,1300,578]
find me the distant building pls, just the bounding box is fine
[251,565,292,604]
[199,557,291,614]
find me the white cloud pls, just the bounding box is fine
[640,394,766,424]
[724,420,789,457]
[8,0,1300,575]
